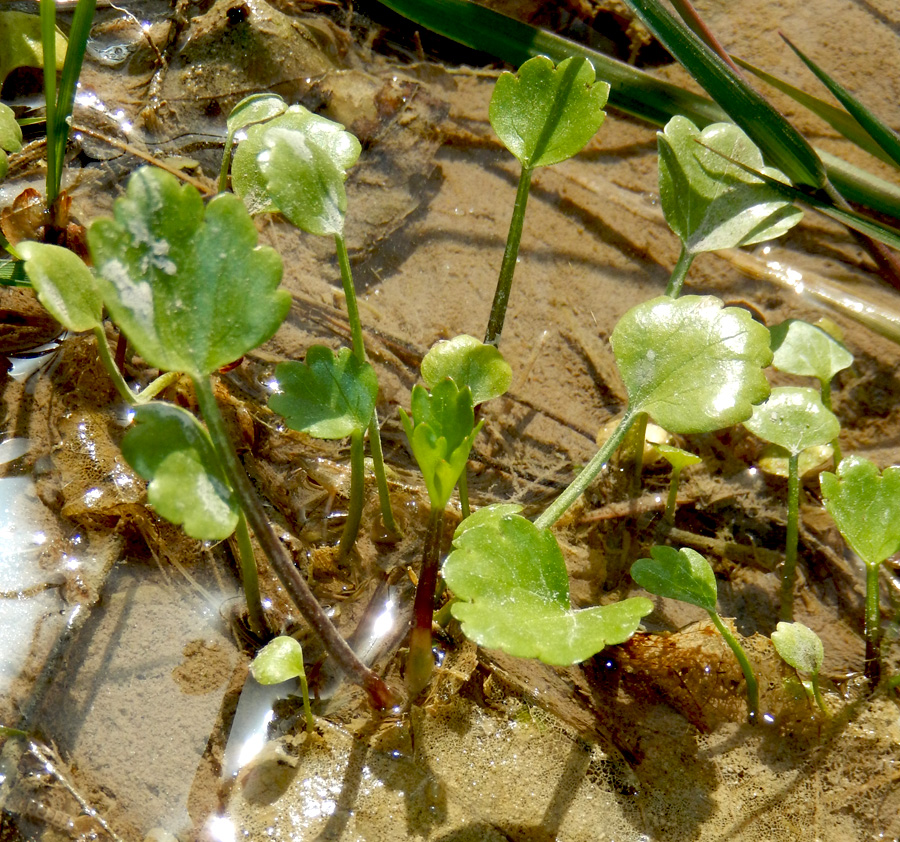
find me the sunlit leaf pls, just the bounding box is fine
[743,387,839,456]
[250,635,307,685]
[770,318,853,383]
[444,504,652,664]
[227,93,287,136]
[421,334,512,405]
[0,10,66,90]
[656,443,701,472]
[630,545,717,613]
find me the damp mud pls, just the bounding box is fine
[1,0,900,839]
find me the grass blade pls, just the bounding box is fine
[39,0,58,203]
[782,36,900,172]
[625,0,824,187]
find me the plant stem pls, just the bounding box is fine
[779,452,800,622]
[234,511,266,637]
[484,166,533,347]
[40,0,58,206]
[809,677,830,716]
[368,410,399,535]
[93,326,179,406]
[407,506,444,698]
[665,245,695,297]
[218,128,238,194]
[864,562,882,684]
[193,375,395,709]
[820,378,842,467]
[457,470,471,519]
[534,405,638,530]
[708,610,759,723]
[338,429,365,560]
[664,466,683,525]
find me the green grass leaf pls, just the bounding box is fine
[444,504,653,664]
[658,117,802,253]
[630,545,717,612]
[611,295,772,433]
[489,55,608,169]
[420,334,512,405]
[89,166,289,378]
[122,402,239,540]
[743,387,840,456]
[17,242,102,331]
[269,345,378,439]
[770,318,853,383]
[820,455,900,568]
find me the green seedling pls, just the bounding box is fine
[485,54,608,345]
[232,103,397,538]
[657,116,802,297]
[631,545,760,722]
[820,456,900,682]
[444,504,653,663]
[656,443,701,525]
[0,102,22,182]
[420,334,512,516]
[771,621,829,715]
[250,636,315,733]
[399,379,484,696]
[269,346,378,558]
[770,319,853,463]
[16,241,178,404]
[535,295,772,530]
[85,165,392,708]
[743,387,839,621]
[218,93,287,193]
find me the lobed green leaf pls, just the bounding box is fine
[630,545,717,613]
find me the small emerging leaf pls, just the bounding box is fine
[269,346,378,439]
[770,319,853,384]
[490,55,608,169]
[421,334,512,405]
[743,386,839,456]
[17,241,102,332]
[89,166,289,378]
[658,116,803,254]
[444,504,652,664]
[250,635,306,685]
[820,455,900,568]
[771,621,824,676]
[630,545,717,613]
[656,443,701,472]
[612,295,772,433]
[400,379,482,510]
[122,402,239,540]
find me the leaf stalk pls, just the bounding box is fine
[779,452,801,622]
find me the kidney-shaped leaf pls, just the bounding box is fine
[122,402,239,540]
[743,386,839,456]
[771,621,824,676]
[17,241,102,332]
[658,116,802,254]
[490,55,608,169]
[630,545,717,613]
[769,319,853,383]
[89,167,289,378]
[612,295,772,433]
[820,455,900,568]
[269,345,378,439]
[421,334,512,405]
[443,504,652,665]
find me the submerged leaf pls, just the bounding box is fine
[421,334,512,405]
[270,346,378,439]
[227,93,287,136]
[630,546,717,613]
[0,10,66,90]
[771,621,824,676]
[89,166,289,377]
[658,116,803,254]
[250,635,307,685]
[490,55,608,169]
[769,319,853,384]
[820,455,900,568]
[122,402,238,540]
[444,504,652,664]
[0,103,22,179]
[743,386,839,456]
[611,295,772,433]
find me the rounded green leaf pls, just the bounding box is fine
[122,402,239,541]
[630,545,717,613]
[769,319,854,383]
[88,166,289,378]
[0,102,22,154]
[743,386,840,456]
[269,345,378,439]
[250,635,306,685]
[820,455,900,568]
[227,93,287,136]
[489,55,609,169]
[771,621,823,676]
[611,295,772,433]
[399,380,482,510]
[658,116,803,254]
[0,10,67,91]
[444,504,652,664]
[17,241,102,332]
[656,443,702,472]
[420,334,512,405]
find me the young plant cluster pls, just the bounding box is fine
[4,2,900,726]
